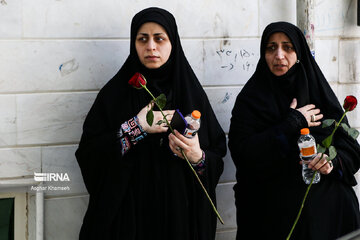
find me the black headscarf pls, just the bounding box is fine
[239,22,345,129]
[116,7,209,113]
[229,22,360,239]
[76,7,226,240]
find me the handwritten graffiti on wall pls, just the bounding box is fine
[59,58,79,77]
[216,48,257,72]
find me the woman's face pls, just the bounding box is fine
[135,22,172,69]
[265,32,297,76]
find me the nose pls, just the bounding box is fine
[146,39,156,51]
[275,48,285,59]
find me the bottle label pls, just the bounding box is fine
[184,128,197,138]
[301,146,316,156]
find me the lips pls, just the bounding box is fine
[145,55,160,61]
[274,64,287,69]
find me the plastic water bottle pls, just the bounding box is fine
[297,128,320,184]
[183,110,201,138]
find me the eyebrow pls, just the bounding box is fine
[137,33,165,36]
[267,41,293,44]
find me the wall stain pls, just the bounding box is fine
[202,41,206,64]
[1,0,7,5]
[348,62,357,82]
[221,92,231,104]
[220,34,230,49]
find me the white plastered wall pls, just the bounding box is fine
[0,0,359,239]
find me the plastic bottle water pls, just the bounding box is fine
[297,128,320,184]
[183,110,201,138]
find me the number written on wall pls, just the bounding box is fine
[216,48,257,71]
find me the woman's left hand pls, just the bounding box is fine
[168,130,203,164]
[301,153,333,175]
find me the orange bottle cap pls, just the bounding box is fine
[300,128,310,135]
[192,110,201,119]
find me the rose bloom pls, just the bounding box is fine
[128,73,147,89]
[343,95,357,112]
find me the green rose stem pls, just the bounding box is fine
[178,146,225,225]
[141,83,225,225]
[287,110,349,240]
[286,154,323,240]
[329,110,347,140]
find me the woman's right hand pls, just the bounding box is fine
[290,98,323,127]
[137,102,175,134]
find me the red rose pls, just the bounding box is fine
[128,72,147,89]
[343,95,357,112]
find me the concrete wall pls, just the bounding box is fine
[0,0,359,239]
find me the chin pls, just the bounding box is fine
[144,62,162,69]
[273,71,287,76]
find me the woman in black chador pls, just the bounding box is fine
[229,21,360,239]
[75,7,226,240]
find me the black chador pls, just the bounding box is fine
[76,7,226,240]
[229,22,360,240]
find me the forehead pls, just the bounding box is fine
[137,22,168,35]
[267,32,292,43]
